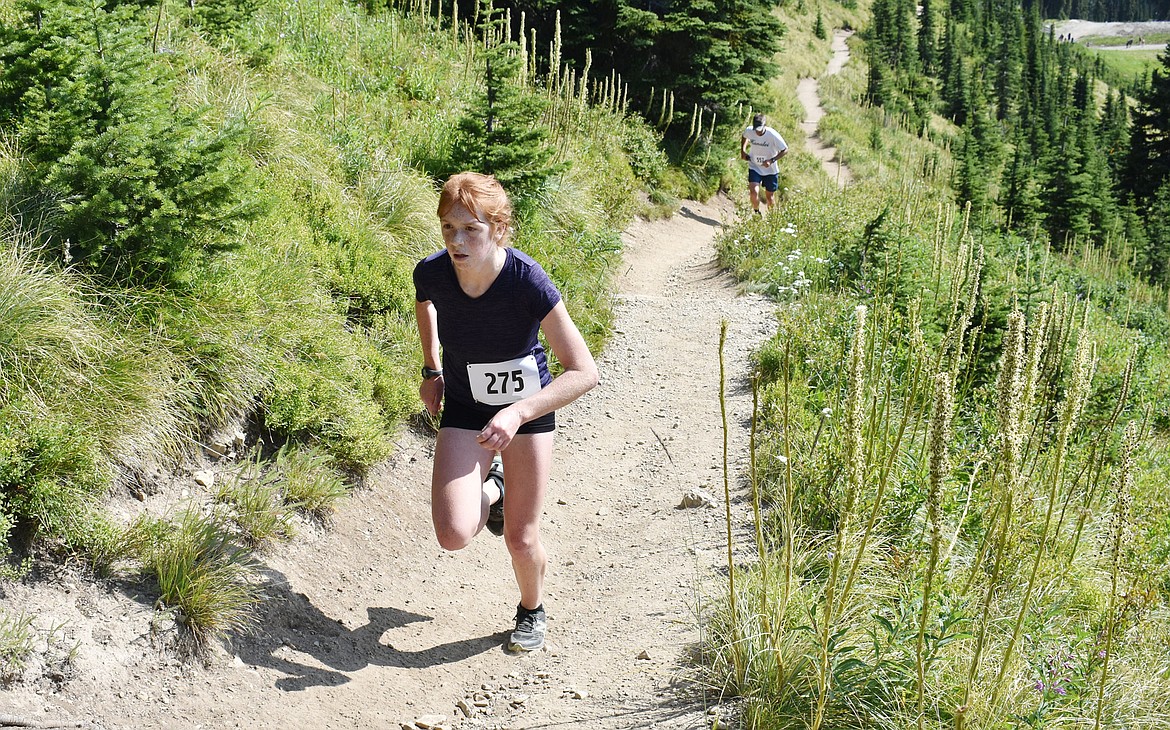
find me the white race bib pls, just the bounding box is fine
[467,354,542,405]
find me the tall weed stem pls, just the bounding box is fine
[1093,421,1137,730]
[917,371,955,730]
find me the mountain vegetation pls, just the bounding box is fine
[705,2,1170,728]
[0,0,656,643]
[2,0,1170,726]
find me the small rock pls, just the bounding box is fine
[677,489,715,509]
[456,699,472,717]
[510,694,528,707]
[193,470,214,488]
[636,650,652,660]
[414,715,447,729]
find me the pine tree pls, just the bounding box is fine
[1141,181,1170,284]
[1122,46,1170,205]
[451,10,562,204]
[1000,128,1042,232]
[993,7,1024,123]
[0,0,259,285]
[955,128,992,221]
[918,0,937,74]
[1098,89,1129,179]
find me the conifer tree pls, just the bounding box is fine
[0,0,259,285]
[940,19,967,123]
[918,0,937,74]
[1000,128,1042,232]
[1122,46,1170,205]
[993,8,1024,123]
[955,128,992,221]
[451,10,562,204]
[1098,88,1129,178]
[1141,181,1170,284]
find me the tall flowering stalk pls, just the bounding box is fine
[812,304,867,730]
[718,320,742,683]
[1093,421,1138,730]
[917,371,955,730]
[842,305,925,617]
[992,311,1096,710]
[962,307,1027,718]
[1068,347,1136,556]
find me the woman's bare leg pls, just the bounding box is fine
[499,432,554,610]
[430,428,499,551]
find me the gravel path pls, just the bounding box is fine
[796,28,855,188]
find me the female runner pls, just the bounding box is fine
[413,172,598,651]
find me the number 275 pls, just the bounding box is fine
[487,370,524,394]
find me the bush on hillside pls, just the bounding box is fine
[0,0,261,286]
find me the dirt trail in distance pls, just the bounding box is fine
[796,28,856,189]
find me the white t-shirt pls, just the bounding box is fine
[742,126,788,175]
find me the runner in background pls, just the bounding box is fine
[413,172,598,652]
[740,113,789,215]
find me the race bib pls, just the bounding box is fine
[467,354,542,405]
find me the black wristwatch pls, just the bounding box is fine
[421,365,444,380]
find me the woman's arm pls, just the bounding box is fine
[415,300,444,415]
[476,301,599,450]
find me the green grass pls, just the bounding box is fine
[272,444,350,522]
[136,510,259,649]
[1092,48,1166,83]
[1079,33,1170,47]
[0,610,35,683]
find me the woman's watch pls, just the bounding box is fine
[421,365,444,380]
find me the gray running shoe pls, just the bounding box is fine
[485,454,504,537]
[509,604,546,652]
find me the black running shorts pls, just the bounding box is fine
[440,397,556,434]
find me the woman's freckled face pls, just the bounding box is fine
[440,201,502,268]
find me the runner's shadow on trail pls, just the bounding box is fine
[231,568,505,691]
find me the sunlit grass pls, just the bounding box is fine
[136,510,259,649]
[710,157,1170,726]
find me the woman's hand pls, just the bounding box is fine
[420,375,444,416]
[477,406,522,451]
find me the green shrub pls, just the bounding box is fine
[138,510,258,647]
[0,404,105,540]
[0,0,262,285]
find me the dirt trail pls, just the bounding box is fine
[796,29,855,189]
[2,197,776,730]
